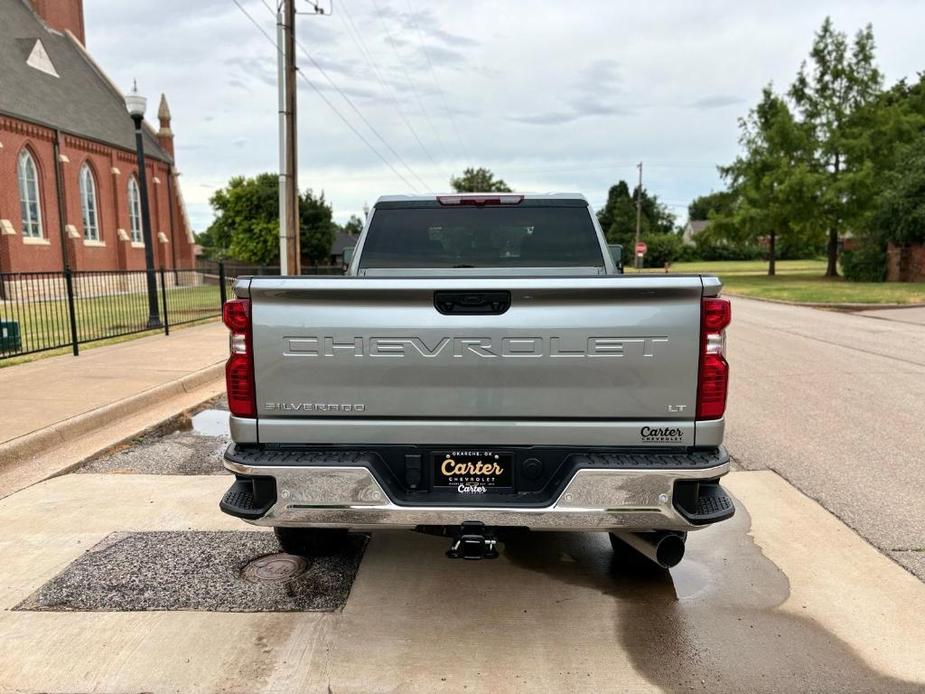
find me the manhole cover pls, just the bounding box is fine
[243,553,308,583]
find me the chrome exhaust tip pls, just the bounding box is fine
[610,530,686,569]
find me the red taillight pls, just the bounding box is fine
[223,298,255,418]
[223,299,250,333]
[696,297,731,420]
[702,297,732,332]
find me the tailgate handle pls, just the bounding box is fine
[434,291,511,315]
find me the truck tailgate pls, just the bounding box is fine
[245,276,706,443]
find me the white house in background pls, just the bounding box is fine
[682,220,710,246]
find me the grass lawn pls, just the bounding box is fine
[643,258,925,305]
[1,284,223,365]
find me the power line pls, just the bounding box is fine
[230,0,422,192]
[338,0,445,185]
[369,0,453,162]
[403,0,471,163]
[256,0,432,191]
[506,160,719,174]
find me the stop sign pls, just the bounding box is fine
[635,241,648,255]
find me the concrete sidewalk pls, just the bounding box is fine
[0,322,227,467]
[856,305,925,326]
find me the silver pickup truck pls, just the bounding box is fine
[219,193,733,567]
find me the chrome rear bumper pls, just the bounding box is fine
[222,455,732,532]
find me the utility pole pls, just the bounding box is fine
[634,161,643,269]
[277,0,300,275]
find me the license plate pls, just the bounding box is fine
[433,450,513,492]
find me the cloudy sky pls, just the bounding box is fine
[84,0,925,231]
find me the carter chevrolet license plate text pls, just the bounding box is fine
[433,450,513,492]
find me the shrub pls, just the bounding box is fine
[640,234,684,268]
[692,238,763,261]
[777,235,826,260]
[842,243,886,282]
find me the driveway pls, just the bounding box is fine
[725,297,925,578]
[1,471,923,693]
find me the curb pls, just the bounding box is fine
[0,362,225,468]
[724,292,925,311]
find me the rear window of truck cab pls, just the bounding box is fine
[359,203,605,269]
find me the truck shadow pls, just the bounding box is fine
[501,504,922,693]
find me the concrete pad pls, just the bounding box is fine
[0,470,923,693]
[0,611,336,693]
[725,471,925,683]
[325,500,925,693]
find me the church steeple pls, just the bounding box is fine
[156,93,174,158]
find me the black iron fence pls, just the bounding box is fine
[0,262,341,360]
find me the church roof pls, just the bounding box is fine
[0,0,172,162]
[330,231,359,256]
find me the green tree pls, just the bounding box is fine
[688,190,735,221]
[712,86,819,275]
[204,173,278,261]
[203,173,335,267]
[789,18,883,276]
[847,75,925,225]
[597,181,636,245]
[839,74,925,280]
[450,167,512,192]
[597,181,675,247]
[342,214,364,236]
[873,134,925,246]
[299,190,336,266]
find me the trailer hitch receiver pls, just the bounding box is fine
[446,521,498,560]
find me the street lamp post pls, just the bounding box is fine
[125,81,161,329]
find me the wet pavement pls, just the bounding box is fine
[497,512,918,693]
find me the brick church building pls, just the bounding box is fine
[0,0,196,275]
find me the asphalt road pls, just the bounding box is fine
[724,297,925,578]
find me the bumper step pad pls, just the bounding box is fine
[673,481,735,525]
[220,476,276,520]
